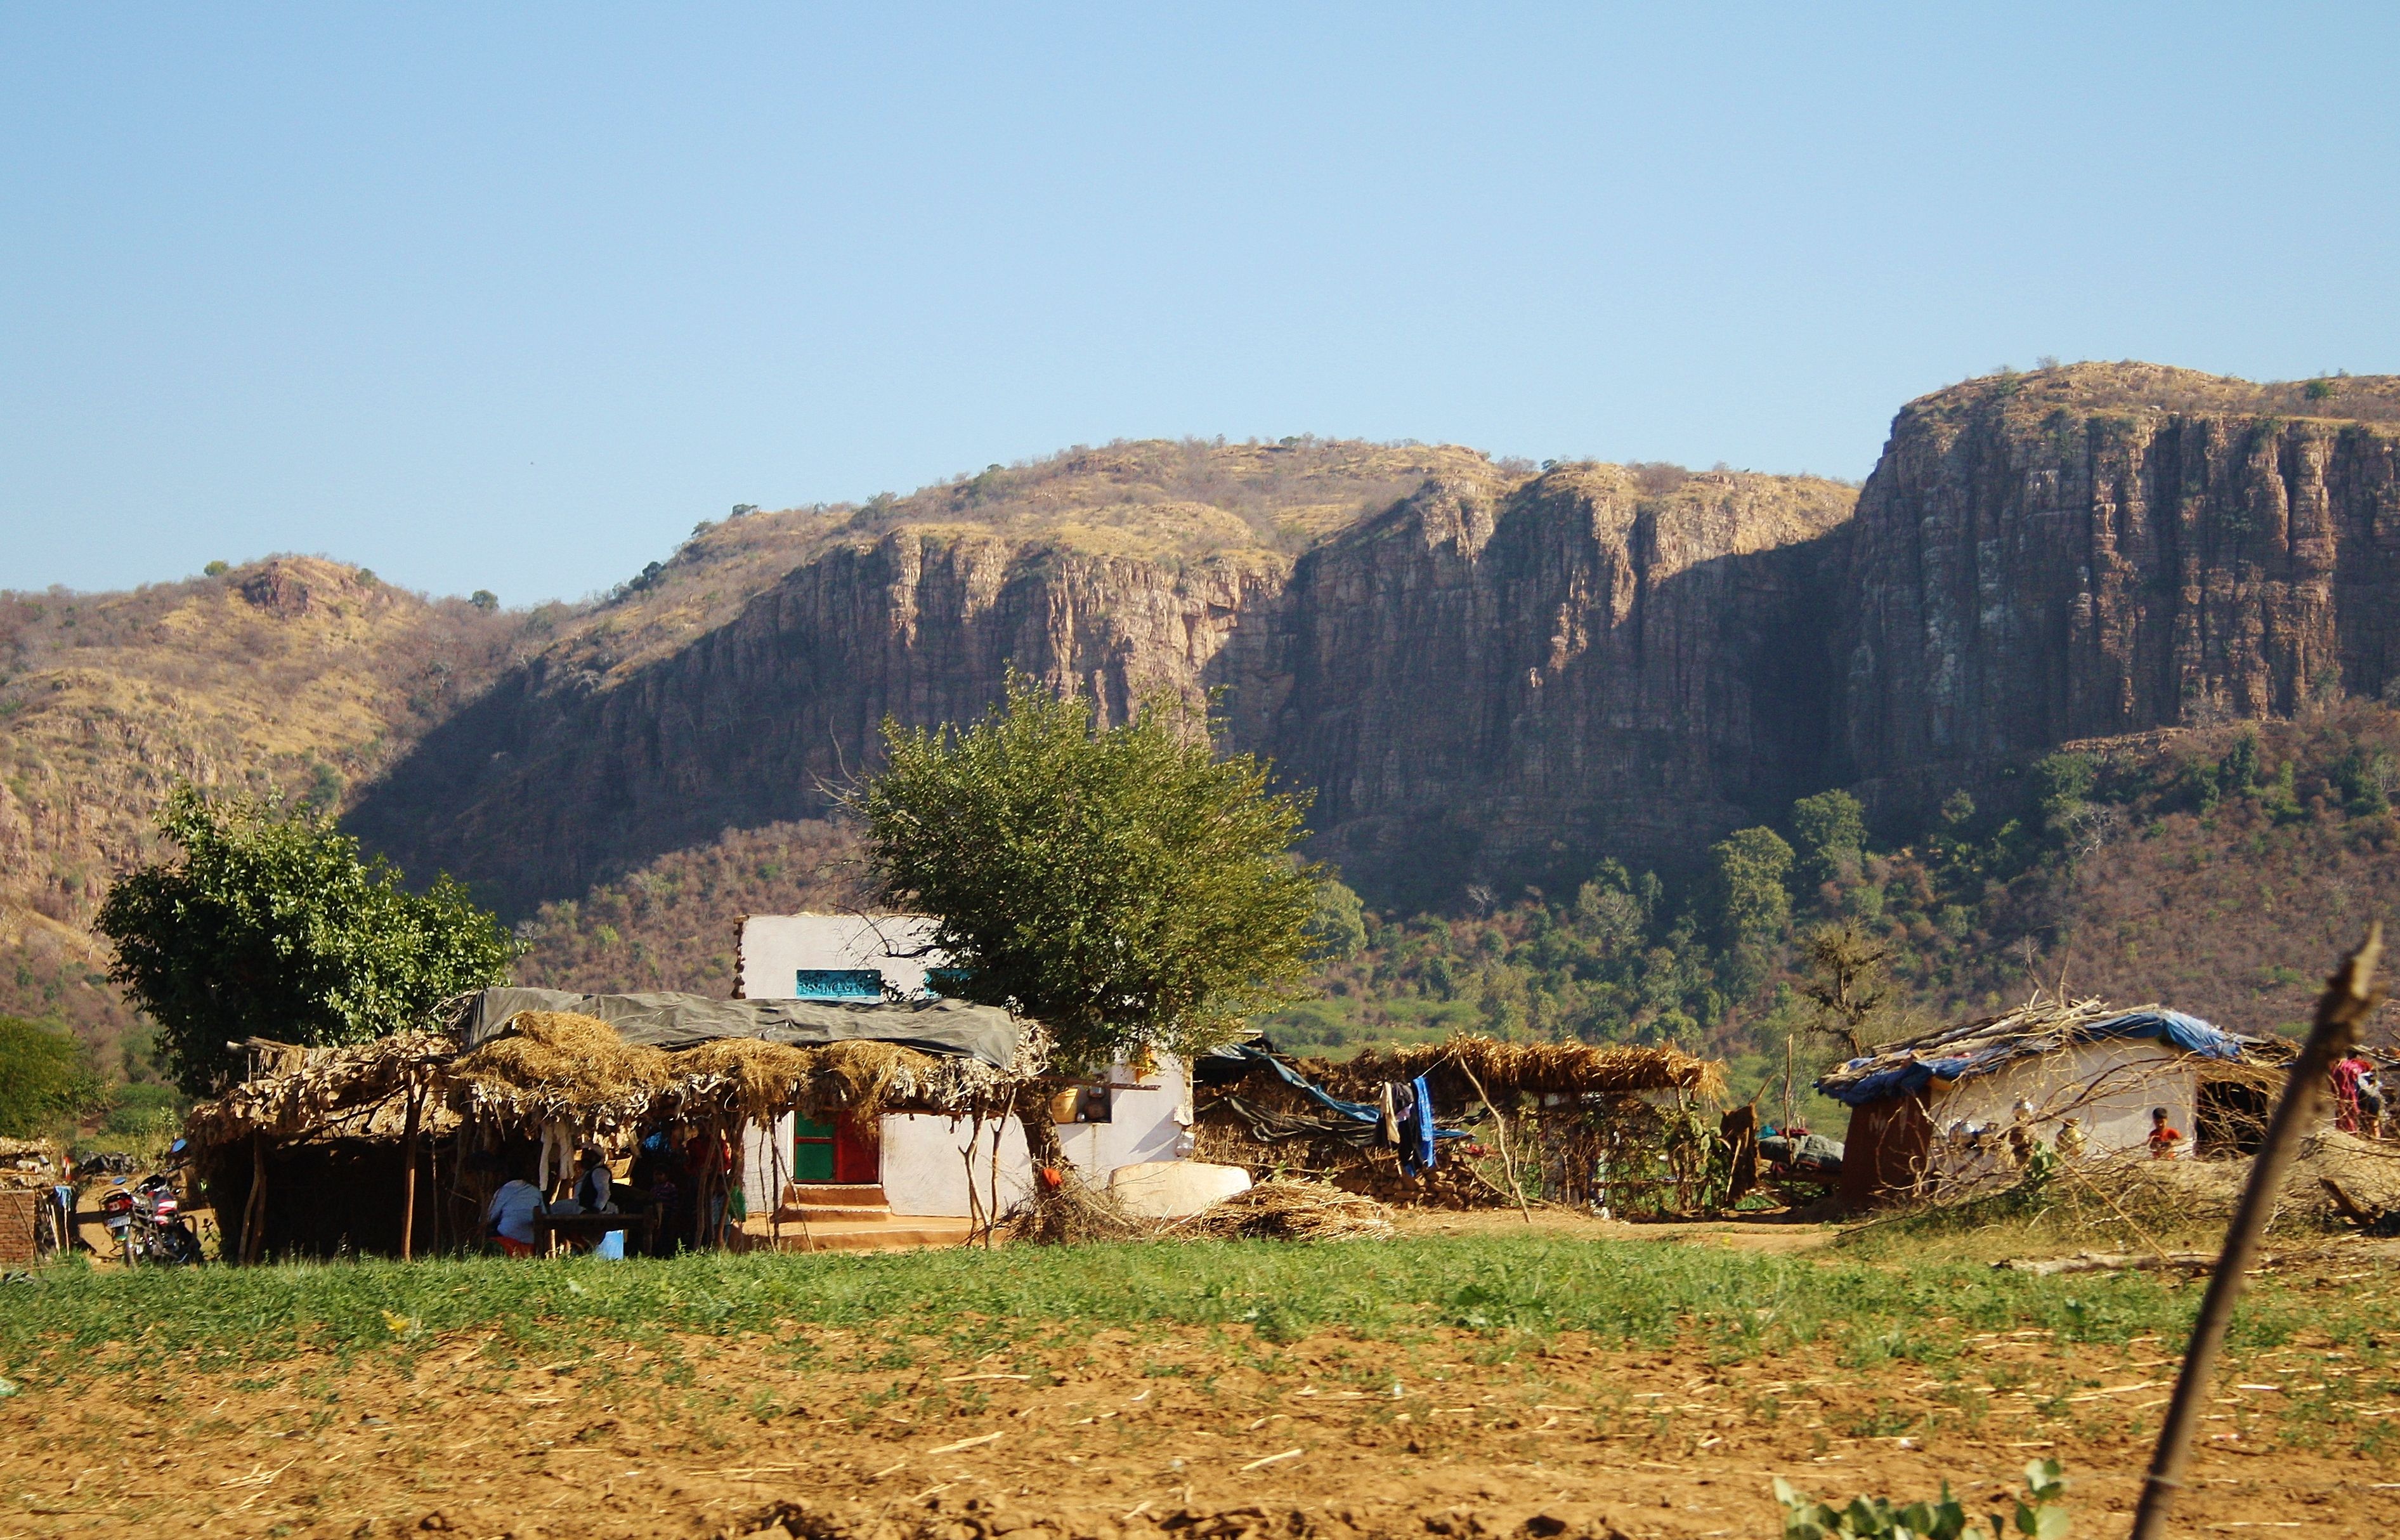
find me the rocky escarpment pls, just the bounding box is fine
[349,367,2400,923]
[1227,465,1854,906]
[345,533,1291,915]
[349,459,1859,914]
[1839,363,2400,790]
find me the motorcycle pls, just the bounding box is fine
[98,1174,204,1265]
[134,1173,203,1265]
[99,1180,136,1262]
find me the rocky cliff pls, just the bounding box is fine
[1839,363,2400,797]
[348,450,1859,914]
[1226,463,1853,906]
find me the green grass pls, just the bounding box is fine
[3,1234,2359,1390]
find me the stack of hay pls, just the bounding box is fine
[1178,1177,1395,1243]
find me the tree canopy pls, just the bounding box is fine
[853,676,1321,1071]
[96,785,518,1095]
[0,1017,101,1139]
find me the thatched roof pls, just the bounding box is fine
[187,1004,1052,1151]
[1313,1035,1726,1105]
[1815,996,2281,1108]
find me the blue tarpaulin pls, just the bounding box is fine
[1204,1044,1468,1163]
[1819,1009,2250,1108]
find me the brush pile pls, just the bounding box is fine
[1173,1177,1395,1243]
[0,1137,64,1191]
[1003,1169,1147,1246]
[187,1031,453,1144]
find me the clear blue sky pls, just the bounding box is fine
[6,6,2396,603]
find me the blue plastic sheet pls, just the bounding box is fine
[1820,1008,2248,1107]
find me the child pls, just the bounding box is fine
[2146,1106,2184,1160]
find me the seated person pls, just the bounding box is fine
[572,1144,617,1214]
[485,1170,547,1258]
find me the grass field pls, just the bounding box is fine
[4,1226,2396,1537]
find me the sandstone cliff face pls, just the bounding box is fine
[352,462,1860,914]
[1838,365,2400,785]
[347,533,1291,913]
[1224,466,1853,905]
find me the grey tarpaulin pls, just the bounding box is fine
[459,987,1024,1070]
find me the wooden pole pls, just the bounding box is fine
[242,1135,268,1265]
[2129,925,2383,1540]
[398,1075,425,1262]
[1457,1061,1531,1223]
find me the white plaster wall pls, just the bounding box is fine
[736,913,945,999]
[739,1113,796,1215]
[1926,1040,2200,1182]
[880,1112,1035,1218]
[1056,1057,1195,1177]
[879,1057,1196,1218]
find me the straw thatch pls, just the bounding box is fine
[447,1012,675,1126]
[1171,1178,1395,1242]
[1321,1035,1726,1105]
[1816,995,2283,1105]
[189,1008,1053,1151]
[0,1137,65,1191]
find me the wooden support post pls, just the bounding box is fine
[1458,1061,1531,1223]
[398,1076,425,1262]
[2129,925,2383,1540]
[242,1135,268,1265]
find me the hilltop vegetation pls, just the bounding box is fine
[17,383,2400,1125]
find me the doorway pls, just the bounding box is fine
[793,1113,880,1184]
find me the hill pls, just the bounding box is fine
[0,558,535,1076]
[18,367,2400,1099]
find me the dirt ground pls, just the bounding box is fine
[6,1241,2395,1540]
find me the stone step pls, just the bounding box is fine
[738,1214,975,1255]
[781,1182,890,1209]
[778,1203,894,1225]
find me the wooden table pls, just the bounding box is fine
[532,1210,654,1255]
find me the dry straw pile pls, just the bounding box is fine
[1171,1178,1395,1243]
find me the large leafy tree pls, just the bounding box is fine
[96,785,518,1095]
[855,676,1321,1070]
[0,1017,102,1138]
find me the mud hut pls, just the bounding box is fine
[185,987,1047,1262]
[1192,1034,1727,1210]
[1816,996,2291,1209]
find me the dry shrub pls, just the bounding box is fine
[1003,1169,1146,1246]
[1855,1130,2400,1255]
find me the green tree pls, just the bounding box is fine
[0,1017,101,1137]
[854,675,1321,1070]
[1709,826,1795,948]
[95,785,519,1096]
[1789,788,1867,890]
[1306,876,1368,962]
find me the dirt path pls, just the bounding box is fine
[4,1310,2386,1538]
